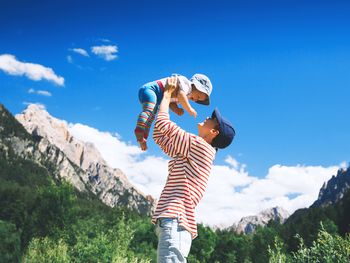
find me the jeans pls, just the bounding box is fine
[156,218,192,263]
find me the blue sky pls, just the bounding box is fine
[1,0,350,179]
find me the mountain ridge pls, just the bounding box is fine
[1,103,154,215]
[230,206,290,234]
[311,165,350,208]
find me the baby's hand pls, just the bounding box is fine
[189,108,197,118]
[174,108,184,116]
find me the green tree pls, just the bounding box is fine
[268,236,289,263]
[0,179,34,230]
[268,223,350,263]
[0,220,21,263]
[67,212,151,263]
[188,224,217,262]
[129,217,157,261]
[23,237,70,263]
[210,229,251,263]
[282,206,338,252]
[336,189,350,235]
[251,225,279,263]
[28,181,77,238]
[292,224,350,263]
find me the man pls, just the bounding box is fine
[152,76,235,262]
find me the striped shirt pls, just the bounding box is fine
[151,111,216,239]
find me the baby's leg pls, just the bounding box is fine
[135,86,157,149]
[135,101,156,138]
[143,105,158,140]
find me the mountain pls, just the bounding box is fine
[281,166,350,251]
[232,166,350,235]
[0,103,154,215]
[0,103,84,188]
[232,207,290,234]
[311,165,350,208]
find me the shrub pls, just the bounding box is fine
[23,237,70,263]
[0,220,21,263]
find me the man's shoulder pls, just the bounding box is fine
[189,133,216,156]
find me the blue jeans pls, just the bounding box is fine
[156,218,192,263]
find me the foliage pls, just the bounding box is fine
[268,236,289,263]
[336,189,350,235]
[0,104,32,141]
[210,228,251,263]
[0,139,156,261]
[0,220,21,263]
[291,225,350,263]
[65,213,151,263]
[268,223,350,263]
[282,204,339,252]
[188,224,217,262]
[1,104,350,262]
[129,216,158,261]
[23,237,70,263]
[250,224,280,263]
[29,181,77,237]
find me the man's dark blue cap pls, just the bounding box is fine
[211,108,235,149]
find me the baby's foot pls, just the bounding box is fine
[139,138,148,151]
[134,130,144,142]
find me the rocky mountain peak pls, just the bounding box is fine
[311,165,350,208]
[16,104,105,170]
[232,206,290,234]
[15,104,155,215]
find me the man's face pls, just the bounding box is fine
[198,116,219,138]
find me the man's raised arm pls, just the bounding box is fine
[153,77,190,158]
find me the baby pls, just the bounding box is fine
[134,73,213,150]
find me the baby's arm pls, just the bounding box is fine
[169,102,184,116]
[177,90,197,117]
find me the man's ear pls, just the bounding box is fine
[210,128,219,138]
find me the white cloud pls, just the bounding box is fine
[70,48,89,57]
[91,45,118,61]
[28,88,52,97]
[68,122,168,196]
[67,55,73,64]
[225,155,242,170]
[0,54,64,86]
[68,122,343,228]
[197,162,340,227]
[100,38,111,43]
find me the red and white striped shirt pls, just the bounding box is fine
[151,112,216,239]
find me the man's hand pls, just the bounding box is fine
[165,76,178,96]
[159,76,178,115]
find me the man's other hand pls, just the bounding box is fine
[165,76,178,95]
